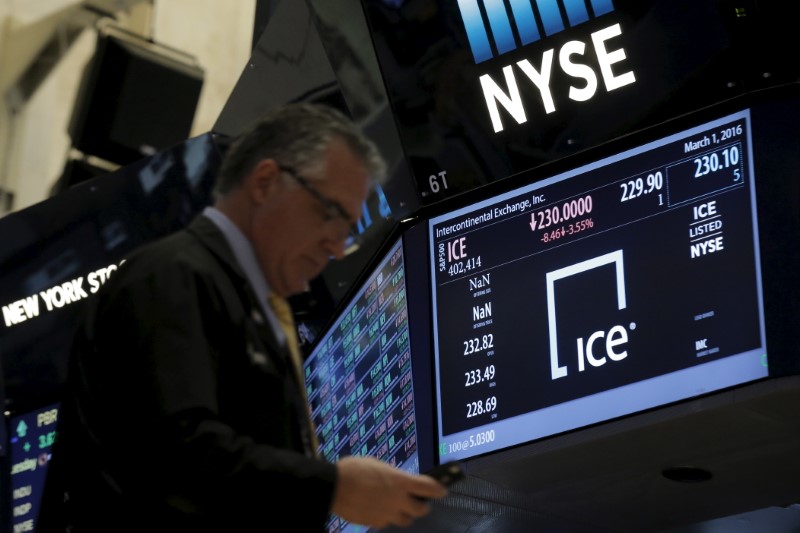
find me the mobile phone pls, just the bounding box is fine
[425,461,465,487]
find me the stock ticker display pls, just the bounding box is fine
[304,238,418,532]
[8,403,60,533]
[429,109,769,462]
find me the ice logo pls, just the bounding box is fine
[546,249,630,380]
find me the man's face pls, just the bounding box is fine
[253,138,371,297]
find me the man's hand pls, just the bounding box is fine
[331,456,449,528]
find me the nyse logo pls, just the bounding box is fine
[457,0,616,64]
[546,250,630,380]
[456,0,637,133]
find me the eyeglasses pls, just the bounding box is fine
[278,165,361,256]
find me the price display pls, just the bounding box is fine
[9,404,60,533]
[429,110,768,462]
[304,239,419,532]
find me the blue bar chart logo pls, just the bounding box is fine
[457,0,615,63]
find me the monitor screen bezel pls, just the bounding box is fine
[414,83,800,463]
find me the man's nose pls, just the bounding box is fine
[323,237,347,260]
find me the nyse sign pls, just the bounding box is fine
[479,23,636,132]
[456,0,636,133]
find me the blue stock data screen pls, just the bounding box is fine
[305,238,418,532]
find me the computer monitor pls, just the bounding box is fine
[424,87,800,463]
[304,232,429,532]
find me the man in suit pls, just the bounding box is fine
[42,103,447,532]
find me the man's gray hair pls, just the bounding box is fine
[214,103,386,197]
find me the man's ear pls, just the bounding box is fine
[248,159,281,203]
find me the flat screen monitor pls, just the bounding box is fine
[304,235,423,532]
[428,101,772,462]
[0,133,220,412]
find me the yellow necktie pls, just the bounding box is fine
[267,293,320,455]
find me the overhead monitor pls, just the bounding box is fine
[0,134,220,412]
[427,99,771,463]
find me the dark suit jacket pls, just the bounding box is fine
[40,215,337,532]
